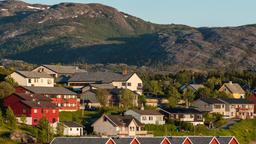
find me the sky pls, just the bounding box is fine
[23,0,256,27]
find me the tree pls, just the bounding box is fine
[56,122,64,136]
[95,89,109,107]
[165,85,181,107]
[38,117,54,143]
[205,77,222,90]
[20,114,27,124]
[0,81,15,99]
[119,89,137,109]
[6,107,17,129]
[196,87,212,98]
[148,80,163,95]
[183,89,195,107]
[0,109,3,127]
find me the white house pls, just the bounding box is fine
[9,71,54,87]
[125,109,165,125]
[63,121,83,136]
[92,114,149,137]
[68,72,143,95]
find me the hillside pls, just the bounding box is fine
[0,0,256,70]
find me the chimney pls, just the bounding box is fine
[229,81,233,84]
[122,67,128,75]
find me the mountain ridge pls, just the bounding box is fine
[0,0,255,70]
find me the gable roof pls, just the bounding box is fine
[217,137,237,144]
[13,93,51,102]
[159,107,203,114]
[113,138,134,144]
[137,137,164,144]
[168,137,187,144]
[62,121,83,128]
[220,98,253,104]
[130,109,163,115]
[21,100,57,108]
[14,71,52,78]
[68,72,135,83]
[189,136,216,144]
[221,82,245,94]
[199,98,225,104]
[21,86,77,95]
[104,115,144,127]
[80,91,98,103]
[42,65,86,74]
[188,84,205,91]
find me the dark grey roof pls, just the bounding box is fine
[189,136,215,144]
[112,138,133,144]
[220,98,254,104]
[200,98,225,104]
[80,91,98,103]
[217,136,234,144]
[90,83,115,89]
[51,137,109,144]
[68,72,134,83]
[21,100,57,108]
[168,137,186,144]
[159,107,203,114]
[14,93,51,101]
[105,115,144,127]
[43,65,86,74]
[131,109,163,115]
[63,121,83,128]
[137,137,164,144]
[188,84,205,91]
[15,71,52,78]
[22,86,77,95]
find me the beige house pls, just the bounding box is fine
[192,98,254,119]
[10,71,54,87]
[92,114,149,137]
[62,121,83,136]
[124,109,165,125]
[68,72,143,95]
[219,81,245,99]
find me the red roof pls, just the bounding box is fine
[247,94,256,103]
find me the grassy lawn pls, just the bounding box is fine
[59,110,101,124]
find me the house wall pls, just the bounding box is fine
[30,107,59,125]
[112,73,143,95]
[63,127,83,136]
[33,66,58,78]
[10,72,54,87]
[92,116,118,136]
[10,72,28,86]
[124,110,165,125]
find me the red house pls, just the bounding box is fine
[4,93,59,126]
[16,86,80,111]
[248,94,256,114]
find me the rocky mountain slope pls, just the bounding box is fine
[0,0,255,70]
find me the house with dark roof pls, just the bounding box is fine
[219,81,245,99]
[92,114,149,137]
[50,136,239,144]
[124,109,165,125]
[16,86,80,111]
[158,107,204,125]
[180,84,205,93]
[62,121,84,136]
[9,71,54,87]
[68,72,143,95]
[192,98,254,119]
[4,93,59,126]
[80,91,102,109]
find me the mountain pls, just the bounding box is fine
[0,0,256,70]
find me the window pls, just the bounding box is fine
[142,116,147,120]
[129,127,135,131]
[127,82,131,86]
[52,118,56,123]
[122,82,126,86]
[214,105,221,109]
[53,110,56,113]
[28,79,32,83]
[138,83,142,87]
[77,128,79,131]
[34,109,37,113]
[149,116,153,121]
[70,128,72,131]
[33,118,38,123]
[48,79,52,84]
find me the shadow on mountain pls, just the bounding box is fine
[7,33,168,65]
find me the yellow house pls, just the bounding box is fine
[219,81,245,99]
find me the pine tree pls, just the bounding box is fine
[6,107,17,129]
